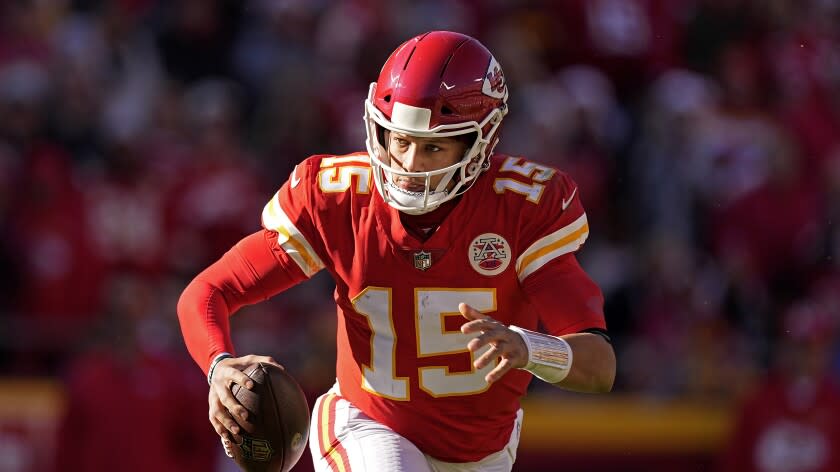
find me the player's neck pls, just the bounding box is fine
[399,197,461,242]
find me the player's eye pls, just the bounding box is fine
[426,145,442,152]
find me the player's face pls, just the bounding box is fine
[386,132,467,192]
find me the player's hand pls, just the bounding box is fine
[459,303,528,384]
[208,354,284,447]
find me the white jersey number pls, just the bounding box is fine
[317,156,371,194]
[493,157,556,203]
[353,287,496,400]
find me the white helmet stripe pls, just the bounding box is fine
[391,102,432,130]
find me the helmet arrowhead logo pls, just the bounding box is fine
[482,57,506,99]
[487,67,505,94]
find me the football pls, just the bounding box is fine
[229,363,310,472]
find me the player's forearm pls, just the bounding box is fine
[177,230,310,374]
[553,332,615,393]
[177,277,237,375]
[177,231,280,374]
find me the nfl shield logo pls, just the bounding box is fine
[414,251,432,271]
[239,435,274,462]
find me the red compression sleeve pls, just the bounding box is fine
[177,230,308,374]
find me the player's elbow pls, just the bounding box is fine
[177,277,218,327]
[595,367,615,393]
[594,345,616,393]
[176,278,200,327]
[577,340,615,393]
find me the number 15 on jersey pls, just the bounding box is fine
[352,287,497,400]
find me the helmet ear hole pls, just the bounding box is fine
[376,124,388,149]
[456,132,477,149]
[384,95,392,103]
[440,105,454,115]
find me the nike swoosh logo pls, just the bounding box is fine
[562,187,577,210]
[442,82,455,90]
[290,166,301,188]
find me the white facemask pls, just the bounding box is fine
[381,169,454,215]
[364,84,506,214]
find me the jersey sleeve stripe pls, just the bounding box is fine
[516,214,589,281]
[261,195,325,277]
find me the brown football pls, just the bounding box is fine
[229,363,310,472]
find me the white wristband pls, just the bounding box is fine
[509,326,573,384]
[207,352,233,385]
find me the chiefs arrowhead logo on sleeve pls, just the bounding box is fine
[482,56,506,99]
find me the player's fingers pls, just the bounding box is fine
[485,357,514,384]
[209,385,246,443]
[211,420,231,444]
[213,405,244,440]
[466,332,493,352]
[227,401,249,423]
[210,396,240,433]
[461,320,481,334]
[221,436,234,458]
[245,354,285,370]
[505,334,529,367]
[257,356,286,370]
[213,382,249,422]
[209,403,236,441]
[467,328,509,352]
[218,365,255,390]
[474,343,502,369]
[461,322,480,340]
[458,303,488,321]
[460,318,498,334]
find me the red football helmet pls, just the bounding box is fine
[364,31,509,214]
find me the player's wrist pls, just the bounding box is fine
[508,326,573,384]
[208,352,234,385]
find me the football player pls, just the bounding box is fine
[178,31,616,471]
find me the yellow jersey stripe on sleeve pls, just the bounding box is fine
[261,194,324,277]
[516,214,589,282]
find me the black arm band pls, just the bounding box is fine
[579,328,612,345]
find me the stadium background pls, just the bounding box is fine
[0,0,838,471]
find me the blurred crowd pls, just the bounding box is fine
[1,0,840,470]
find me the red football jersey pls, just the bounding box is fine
[260,152,605,462]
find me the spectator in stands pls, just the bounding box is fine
[721,300,840,472]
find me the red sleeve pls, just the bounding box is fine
[522,253,606,336]
[177,229,308,375]
[502,162,604,335]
